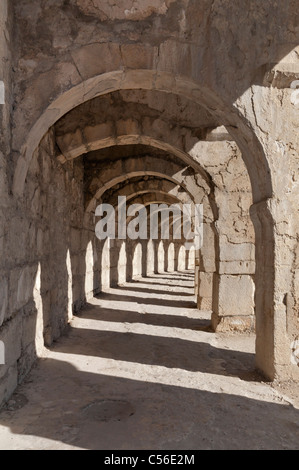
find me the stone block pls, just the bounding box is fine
[212,312,255,333]
[0,316,22,367]
[197,270,213,310]
[84,122,114,152]
[116,119,140,138]
[56,128,85,160]
[199,226,216,273]
[219,241,255,263]
[9,266,37,315]
[217,275,255,317]
[71,42,121,80]
[121,43,157,70]
[219,260,256,275]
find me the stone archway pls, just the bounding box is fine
[10,68,289,380]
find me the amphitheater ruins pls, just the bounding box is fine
[0,0,298,450]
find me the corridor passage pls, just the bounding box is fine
[0,271,298,450]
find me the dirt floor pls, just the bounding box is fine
[0,271,298,450]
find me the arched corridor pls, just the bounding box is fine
[0,0,298,451]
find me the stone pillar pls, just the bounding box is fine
[163,240,169,272]
[84,239,95,300]
[110,238,122,287]
[158,240,165,273]
[147,239,155,275]
[118,241,127,285]
[101,238,111,289]
[141,240,148,277]
[132,242,142,279]
[212,240,256,331]
[126,239,134,282]
[196,223,216,310]
[153,240,159,274]
[251,199,299,381]
[174,242,180,272]
[167,242,175,273]
[194,258,200,296]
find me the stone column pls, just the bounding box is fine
[212,238,256,332]
[196,222,216,311]
[110,238,122,287]
[251,198,299,381]
[141,239,148,278]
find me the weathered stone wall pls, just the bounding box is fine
[190,140,255,330]
[0,0,13,328]
[0,129,87,402]
[0,0,15,403]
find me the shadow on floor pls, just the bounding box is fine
[0,271,278,450]
[95,291,196,309]
[130,279,194,288]
[0,359,298,450]
[146,274,194,281]
[114,285,194,297]
[55,324,255,380]
[78,304,212,332]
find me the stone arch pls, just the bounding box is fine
[13,69,279,380]
[83,154,208,214]
[89,143,255,330]
[100,178,195,207]
[13,70,272,202]
[117,211,189,281]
